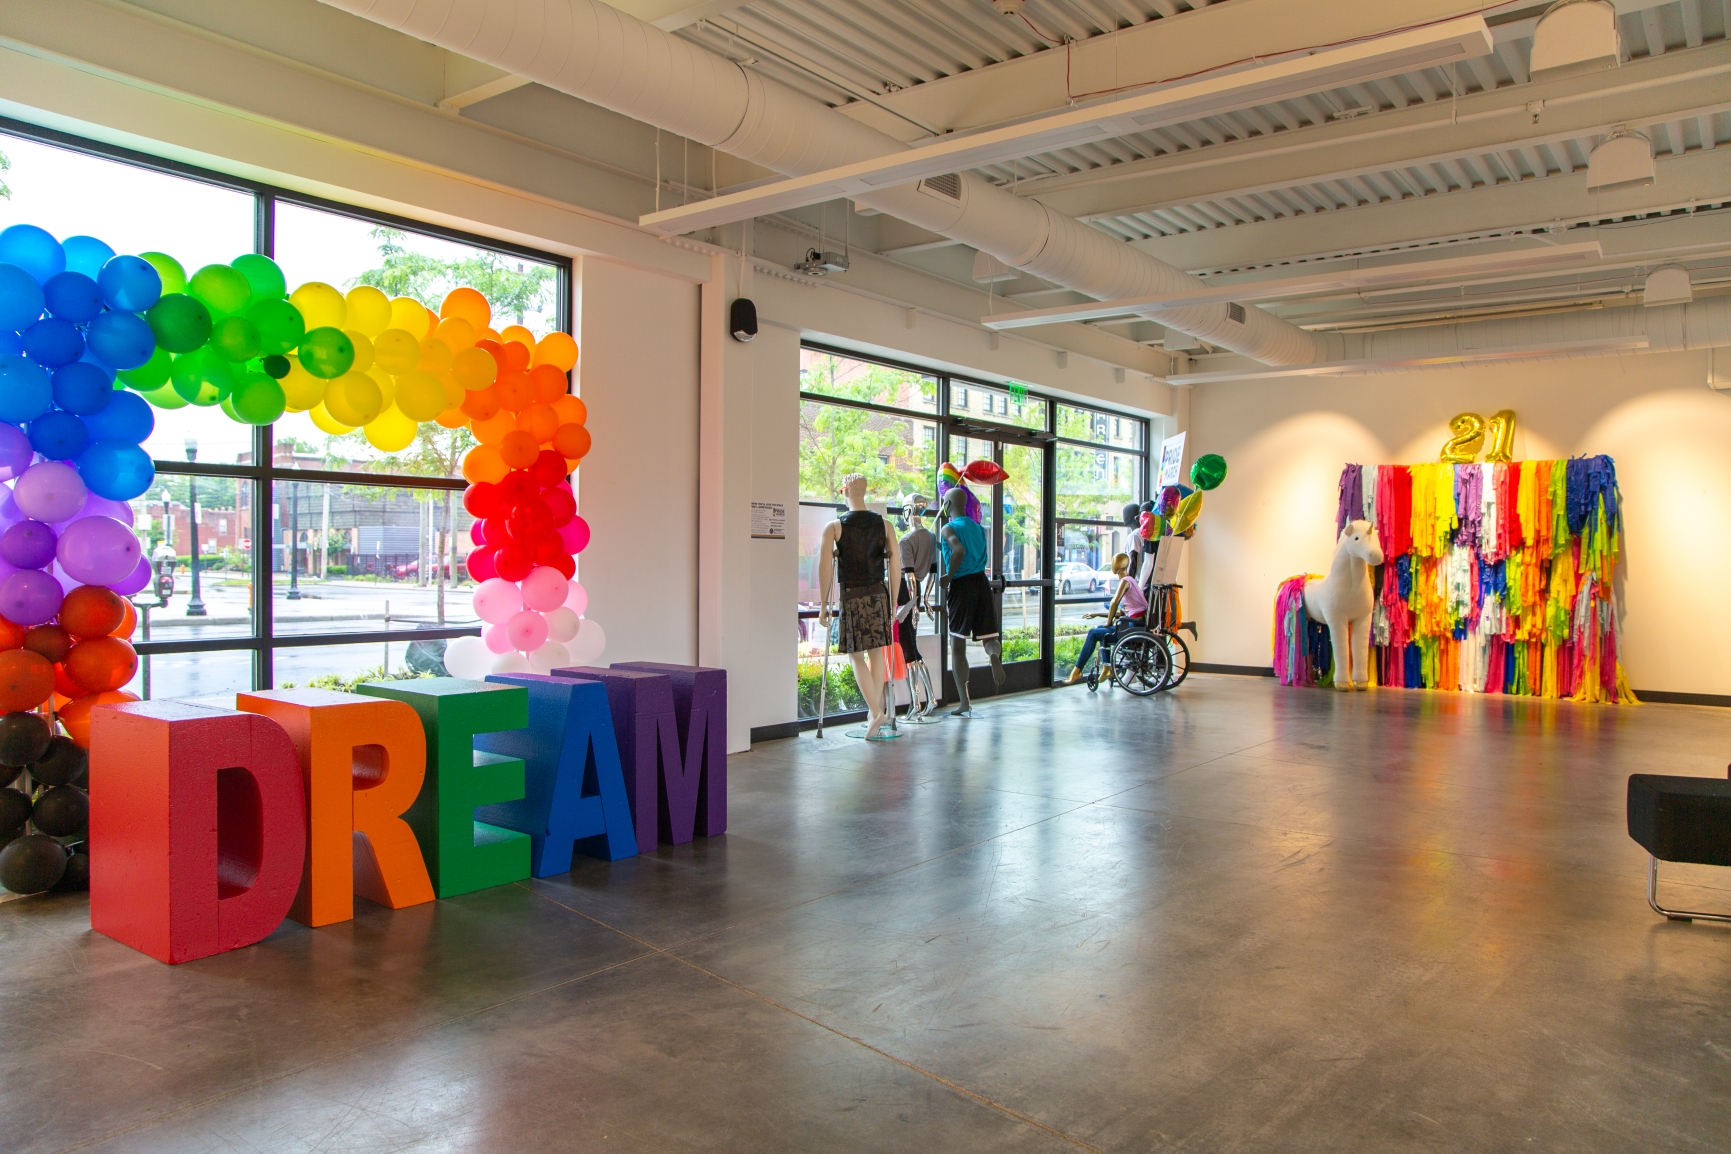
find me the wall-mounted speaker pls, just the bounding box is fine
[730,297,757,342]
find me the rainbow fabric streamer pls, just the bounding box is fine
[1310,458,1636,703]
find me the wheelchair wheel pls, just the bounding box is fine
[1112,632,1171,697]
[1162,632,1190,689]
[1085,663,1101,692]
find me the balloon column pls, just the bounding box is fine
[0,222,598,892]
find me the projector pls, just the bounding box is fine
[795,249,850,275]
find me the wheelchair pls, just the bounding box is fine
[1083,616,1171,697]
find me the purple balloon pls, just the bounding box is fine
[82,493,135,526]
[49,561,78,596]
[12,461,86,523]
[0,424,31,482]
[0,520,56,569]
[111,554,151,596]
[55,514,140,586]
[0,568,63,625]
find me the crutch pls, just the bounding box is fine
[882,578,899,732]
[816,541,837,739]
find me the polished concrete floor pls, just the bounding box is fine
[4,676,1730,1153]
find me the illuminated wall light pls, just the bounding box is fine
[1586,128,1654,195]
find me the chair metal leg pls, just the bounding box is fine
[1648,855,1731,924]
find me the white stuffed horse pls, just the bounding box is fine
[1303,519,1385,690]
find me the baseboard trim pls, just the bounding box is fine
[1192,663,1276,678]
[1631,690,1731,708]
[751,710,869,743]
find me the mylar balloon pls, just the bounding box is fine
[1189,453,1228,491]
[1170,491,1204,536]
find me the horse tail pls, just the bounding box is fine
[1272,573,1323,685]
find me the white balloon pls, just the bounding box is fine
[444,635,492,679]
[544,606,580,643]
[563,580,588,617]
[489,651,532,675]
[527,640,570,674]
[567,617,606,665]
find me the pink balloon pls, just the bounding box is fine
[563,581,587,617]
[469,521,486,546]
[557,515,590,554]
[471,577,522,625]
[56,514,142,586]
[484,623,513,654]
[519,566,567,612]
[505,608,548,653]
[111,555,151,596]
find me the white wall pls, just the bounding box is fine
[576,257,701,667]
[1188,350,1731,697]
[744,324,803,732]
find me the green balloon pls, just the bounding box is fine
[139,252,186,295]
[145,293,213,354]
[141,382,189,410]
[118,346,173,391]
[261,353,291,380]
[228,372,286,425]
[210,316,262,362]
[170,347,234,406]
[188,264,252,320]
[1190,453,1228,492]
[298,326,355,379]
[247,297,305,356]
[230,253,286,301]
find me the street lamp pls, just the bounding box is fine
[183,438,206,617]
[287,479,301,600]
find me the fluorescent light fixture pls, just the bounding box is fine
[981,242,1604,330]
[1642,265,1693,306]
[1529,0,1620,82]
[1587,128,1655,194]
[1164,336,1651,385]
[638,16,1494,235]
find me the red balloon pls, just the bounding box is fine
[534,537,568,567]
[58,585,126,638]
[24,624,71,664]
[53,661,88,700]
[496,470,537,509]
[465,546,497,582]
[508,503,553,543]
[463,481,501,519]
[0,617,22,651]
[479,517,511,547]
[495,545,534,583]
[546,553,575,580]
[531,450,568,488]
[541,485,575,527]
[469,520,487,547]
[64,636,137,693]
[0,648,54,711]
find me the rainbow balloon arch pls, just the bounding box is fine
[0,220,599,765]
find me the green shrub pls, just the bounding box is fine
[797,658,866,718]
[278,666,432,694]
[327,565,349,576]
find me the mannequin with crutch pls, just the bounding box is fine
[818,474,902,740]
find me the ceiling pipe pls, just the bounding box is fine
[313,0,1324,366]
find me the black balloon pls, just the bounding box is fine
[0,787,30,843]
[30,785,87,837]
[31,736,88,788]
[54,848,89,892]
[0,834,67,894]
[0,712,52,768]
[0,764,18,789]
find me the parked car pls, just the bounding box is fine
[391,559,456,579]
[1056,561,1102,596]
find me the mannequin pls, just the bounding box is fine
[896,495,938,717]
[819,474,902,739]
[938,485,1005,716]
[1122,502,1144,586]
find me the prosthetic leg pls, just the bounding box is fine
[948,635,1005,718]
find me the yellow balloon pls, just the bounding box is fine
[417,337,453,377]
[1171,491,1204,536]
[367,367,397,411]
[344,330,375,373]
[372,328,420,374]
[364,405,418,452]
[452,345,498,390]
[388,295,430,338]
[499,324,535,349]
[278,361,327,411]
[394,370,448,421]
[439,372,465,406]
[324,370,383,427]
[344,286,392,338]
[289,282,346,331]
[309,402,354,435]
[435,316,476,351]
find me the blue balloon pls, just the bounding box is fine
[0,354,52,425]
[0,225,65,285]
[77,439,156,501]
[51,361,114,416]
[21,318,84,368]
[0,331,20,356]
[85,310,156,371]
[61,235,115,279]
[42,272,103,324]
[0,264,45,333]
[81,388,152,443]
[28,410,89,461]
[96,255,162,314]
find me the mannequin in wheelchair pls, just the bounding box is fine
[1066,552,1148,684]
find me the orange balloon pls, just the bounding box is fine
[435,407,470,429]
[0,616,22,651]
[461,386,502,422]
[60,585,126,638]
[499,324,535,349]
[64,636,138,693]
[552,422,592,461]
[495,369,534,412]
[440,287,491,331]
[529,363,568,404]
[53,662,88,701]
[553,395,587,426]
[113,599,137,641]
[59,689,141,749]
[498,429,541,470]
[523,402,558,444]
[462,444,509,485]
[477,326,501,345]
[24,624,71,664]
[502,340,532,371]
[474,339,506,372]
[423,306,442,340]
[0,648,55,711]
[534,331,579,372]
[473,410,516,446]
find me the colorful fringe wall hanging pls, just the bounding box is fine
[1281,458,1636,703]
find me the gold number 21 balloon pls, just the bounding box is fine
[1439,412,1485,463]
[1483,409,1517,462]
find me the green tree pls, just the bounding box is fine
[350,227,555,327]
[0,151,10,200]
[798,354,935,503]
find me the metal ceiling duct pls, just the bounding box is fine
[313,0,1325,366]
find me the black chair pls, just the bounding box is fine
[1626,768,1731,923]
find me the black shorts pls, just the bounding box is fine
[896,576,922,663]
[945,571,999,640]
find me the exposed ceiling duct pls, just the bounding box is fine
[314,0,1326,366]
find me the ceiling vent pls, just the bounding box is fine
[1226,302,1247,324]
[1530,0,1620,82]
[1643,265,1693,307]
[917,173,962,202]
[971,251,1017,284]
[1587,128,1654,195]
